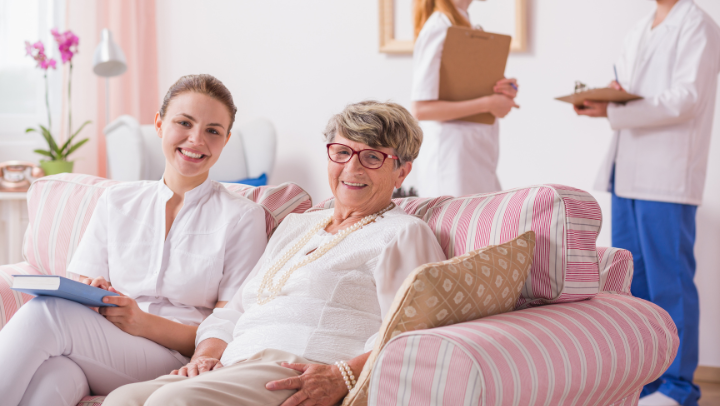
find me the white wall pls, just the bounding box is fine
[156,0,720,368]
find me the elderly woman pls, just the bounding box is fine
[105,101,447,406]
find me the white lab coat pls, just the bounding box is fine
[411,11,502,198]
[595,0,720,205]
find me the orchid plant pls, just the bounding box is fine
[25,29,90,162]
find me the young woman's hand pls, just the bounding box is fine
[99,287,150,336]
[488,94,519,118]
[170,356,224,378]
[79,276,111,290]
[493,78,518,99]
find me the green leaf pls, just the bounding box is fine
[58,137,73,156]
[26,127,38,133]
[70,120,91,139]
[65,138,89,158]
[58,120,92,157]
[33,149,54,158]
[38,124,60,154]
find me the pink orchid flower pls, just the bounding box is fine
[51,28,79,64]
[24,40,57,70]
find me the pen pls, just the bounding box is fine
[510,83,518,91]
[614,65,619,84]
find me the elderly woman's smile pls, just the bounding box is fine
[328,133,410,225]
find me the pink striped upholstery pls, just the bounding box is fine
[611,390,642,406]
[77,396,105,405]
[598,247,634,296]
[21,174,311,277]
[370,293,677,406]
[0,262,40,328]
[309,185,602,308]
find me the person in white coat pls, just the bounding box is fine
[575,1,720,405]
[411,0,519,198]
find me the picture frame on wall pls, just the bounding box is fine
[379,0,528,54]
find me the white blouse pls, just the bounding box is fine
[196,207,447,366]
[67,178,267,327]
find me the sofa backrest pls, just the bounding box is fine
[308,185,603,307]
[22,174,311,277]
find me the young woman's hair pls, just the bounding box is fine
[413,0,471,40]
[159,74,238,133]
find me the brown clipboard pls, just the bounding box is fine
[555,88,643,106]
[439,26,512,125]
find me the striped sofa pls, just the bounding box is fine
[0,176,677,406]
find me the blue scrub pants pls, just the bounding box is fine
[612,193,700,406]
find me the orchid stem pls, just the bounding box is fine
[44,72,52,131]
[67,62,73,150]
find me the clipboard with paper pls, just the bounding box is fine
[439,26,512,125]
[555,81,643,106]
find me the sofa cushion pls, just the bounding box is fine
[22,174,311,277]
[308,185,603,307]
[344,232,535,406]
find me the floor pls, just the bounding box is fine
[699,381,720,406]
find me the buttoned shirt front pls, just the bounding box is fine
[68,178,267,326]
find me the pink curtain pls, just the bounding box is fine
[95,0,159,177]
[64,0,158,177]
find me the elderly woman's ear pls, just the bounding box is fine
[394,161,413,189]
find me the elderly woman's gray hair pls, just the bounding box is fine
[323,101,423,165]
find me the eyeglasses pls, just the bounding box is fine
[326,143,399,170]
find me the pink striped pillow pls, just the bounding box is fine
[597,247,633,295]
[308,185,602,307]
[22,174,311,277]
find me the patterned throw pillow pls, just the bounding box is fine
[343,231,535,406]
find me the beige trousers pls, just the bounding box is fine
[103,349,313,406]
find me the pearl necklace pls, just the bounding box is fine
[256,202,396,305]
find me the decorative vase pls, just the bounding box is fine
[40,160,74,175]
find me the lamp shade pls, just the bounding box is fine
[92,29,127,77]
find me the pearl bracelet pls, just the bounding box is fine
[335,361,357,392]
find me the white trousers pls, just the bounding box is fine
[0,297,188,406]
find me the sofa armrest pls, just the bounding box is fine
[369,293,677,406]
[597,247,634,295]
[0,262,42,329]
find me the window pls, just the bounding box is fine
[0,0,64,157]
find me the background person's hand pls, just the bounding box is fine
[170,356,223,377]
[609,80,624,91]
[488,94,519,118]
[99,287,150,336]
[79,275,111,290]
[266,362,348,406]
[493,78,518,99]
[574,100,609,117]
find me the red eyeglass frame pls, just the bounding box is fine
[326,143,399,170]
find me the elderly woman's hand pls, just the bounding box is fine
[266,363,349,406]
[171,356,224,377]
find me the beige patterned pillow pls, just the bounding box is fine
[343,231,535,406]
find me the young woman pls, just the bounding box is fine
[0,74,268,406]
[411,0,520,197]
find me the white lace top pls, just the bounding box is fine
[195,206,446,366]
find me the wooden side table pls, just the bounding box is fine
[0,191,28,265]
